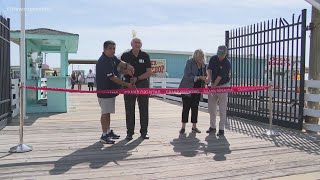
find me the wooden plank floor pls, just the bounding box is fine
[0,91,320,180]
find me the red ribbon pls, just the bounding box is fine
[22,85,269,95]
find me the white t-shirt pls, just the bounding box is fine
[86,72,95,83]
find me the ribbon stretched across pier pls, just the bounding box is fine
[22,85,269,95]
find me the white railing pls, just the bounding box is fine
[150,78,209,108]
[11,79,20,117]
[303,80,320,133]
[150,78,320,133]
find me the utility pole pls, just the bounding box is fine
[306,7,320,126]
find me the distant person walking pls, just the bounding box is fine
[70,72,76,89]
[87,69,95,91]
[77,73,83,91]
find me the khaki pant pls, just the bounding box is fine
[98,97,116,114]
[208,84,229,130]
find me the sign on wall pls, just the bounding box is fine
[151,59,166,78]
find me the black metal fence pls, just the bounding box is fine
[0,16,11,129]
[225,9,307,130]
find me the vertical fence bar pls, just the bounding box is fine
[237,28,242,113]
[285,19,290,122]
[281,20,288,121]
[294,15,301,124]
[274,19,278,122]
[259,22,263,116]
[273,19,278,123]
[255,23,259,116]
[277,18,281,123]
[225,31,230,49]
[225,31,230,112]
[250,24,254,115]
[254,23,258,116]
[0,17,3,120]
[266,21,270,117]
[270,19,275,121]
[241,27,244,113]
[246,26,249,113]
[239,27,246,113]
[290,14,295,122]
[1,17,3,120]
[281,18,286,122]
[231,30,234,111]
[236,28,240,114]
[5,18,10,120]
[299,9,307,129]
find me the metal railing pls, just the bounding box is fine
[225,9,307,130]
[150,77,320,133]
[0,15,11,126]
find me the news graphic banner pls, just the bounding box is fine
[22,85,270,95]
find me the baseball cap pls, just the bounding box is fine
[217,45,228,56]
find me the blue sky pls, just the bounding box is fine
[0,0,312,74]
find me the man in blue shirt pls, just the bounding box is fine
[206,45,231,136]
[96,40,135,144]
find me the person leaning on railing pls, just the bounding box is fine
[178,49,209,134]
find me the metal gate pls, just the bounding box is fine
[225,9,307,130]
[0,16,11,130]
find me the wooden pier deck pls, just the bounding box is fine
[0,92,319,180]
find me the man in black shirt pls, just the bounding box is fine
[206,45,231,136]
[121,38,152,140]
[96,40,135,144]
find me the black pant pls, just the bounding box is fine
[71,83,75,89]
[88,82,94,91]
[124,79,149,135]
[182,94,201,123]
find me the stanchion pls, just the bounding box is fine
[263,81,280,137]
[9,82,33,153]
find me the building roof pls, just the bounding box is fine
[305,0,320,11]
[10,28,79,53]
[69,49,216,64]
[68,59,98,64]
[11,28,78,36]
[121,49,215,56]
